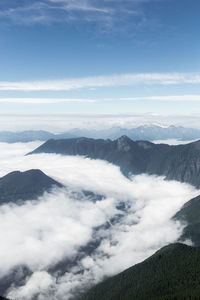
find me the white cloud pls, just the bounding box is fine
[2,95,200,105]
[120,95,200,101]
[50,0,111,14]
[8,271,55,299]
[153,139,198,145]
[0,73,200,91]
[0,189,116,276]
[0,142,197,299]
[2,114,200,133]
[0,98,96,104]
[0,0,143,27]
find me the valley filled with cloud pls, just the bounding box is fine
[0,141,198,299]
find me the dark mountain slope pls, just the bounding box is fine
[0,169,63,204]
[80,243,200,300]
[27,136,167,175]
[28,136,200,187]
[174,194,200,247]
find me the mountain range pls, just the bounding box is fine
[66,125,200,141]
[28,136,200,188]
[2,136,200,299]
[28,136,200,248]
[1,125,200,143]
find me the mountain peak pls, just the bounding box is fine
[116,135,133,152]
[0,169,63,204]
[117,135,132,141]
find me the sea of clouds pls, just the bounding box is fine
[0,141,198,299]
[1,114,200,132]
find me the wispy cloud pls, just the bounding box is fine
[0,98,96,103]
[2,95,200,104]
[120,95,200,102]
[0,73,200,91]
[0,0,151,28]
[0,2,55,25]
[49,0,111,13]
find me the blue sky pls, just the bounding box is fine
[0,0,200,114]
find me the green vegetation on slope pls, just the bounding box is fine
[80,243,200,300]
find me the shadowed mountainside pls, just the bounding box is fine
[28,136,200,188]
[0,169,63,204]
[174,194,200,247]
[79,243,200,300]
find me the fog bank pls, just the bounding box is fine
[0,142,197,299]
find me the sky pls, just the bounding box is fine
[0,0,200,114]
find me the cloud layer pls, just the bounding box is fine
[120,95,200,102]
[2,114,200,134]
[0,73,200,91]
[2,95,200,104]
[0,141,198,299]
[0,98,96,104]
[0,0,148,28]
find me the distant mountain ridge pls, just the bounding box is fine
[0,169,63,204]
[1,125,200,143]
[67,125,200,141]
[80,243,200,300]
[0,130,76,143]
[28,136,200,188]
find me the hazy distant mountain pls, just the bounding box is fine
[0,169,63,204]
[28,136,200,188]
[0,130,55,143]
[0,130,76,143]
[67,125,200,141]
[80,243,200,300]
[1,125,200,143]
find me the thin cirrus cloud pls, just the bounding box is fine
[0,1,110,26]
[0,72,200,91]
[120,95,200,102]
[0,98,96,104]
[0,0,144,26]
[2,95,200,104]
